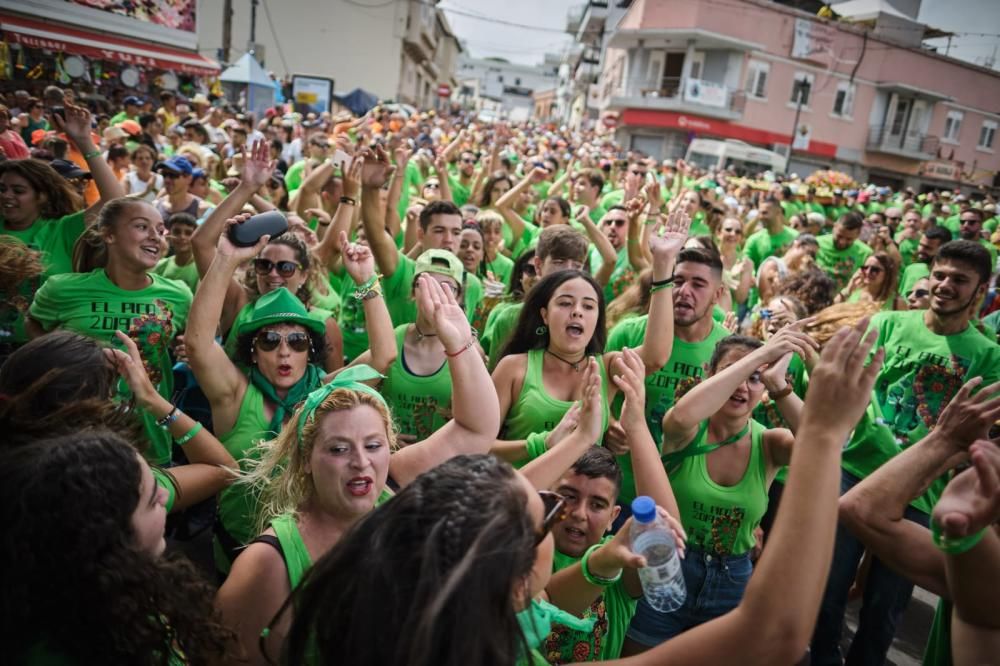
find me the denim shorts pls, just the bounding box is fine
[627,547,753,646]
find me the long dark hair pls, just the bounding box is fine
[500,269,606,360]
[0,158,82,219]
[508,248,537,301]
[282,454,536,666]
[243,232,314,307]
[1,431,233,664]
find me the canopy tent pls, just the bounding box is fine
[220,53,276,120]
[334,88,379,116]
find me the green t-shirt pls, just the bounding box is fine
[606,315,730,504]
[842,310,1000,513]
[943,215,961,236]
[780,200,803,219]
[283,159,308,193]
[152,255,199,293]
[983,216,998,233]
[815,234,873,291]
[542,540,637,663]
[1,211,87,344]
[604,248,637,304]
[380,325,453,440]
[382,252,483,328]
[108,110,139,126]
[896,235,920,267]
[447,174,472,207]
[29,269,192,465]
[482,300,522,370]
[826,205,851,223]
[151,466,178,513]
[484,251,515,287]
[743,226,798,271]
[898,262,930,296]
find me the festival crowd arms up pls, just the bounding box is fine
[2,6,1000,665]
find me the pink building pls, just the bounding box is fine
[597,0,1000,193]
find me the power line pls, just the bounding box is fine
[261,0,290,73]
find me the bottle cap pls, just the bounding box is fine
[632,496,656,523]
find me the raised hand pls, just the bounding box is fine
[218,214,270,264]
[761,320,818,367]
[105,331,160,410]
[932,439,1000,539]
[933,378,1000,448]
[722,311,739,334]
[56,104,93,146]
[612,347,648,438]
[305,207,332,227]
[644,179,663,212]
[594,507,687,577]
[417,274,471,354]
[624,194,647,222]
[801,318,883,433]
[624,170,642,203]
[575,357,604,446]
[574,204,591,224]
[647,204,691,261]
[546,401,581,449]
[360,144,395,189]
[342,153,364,201]
[394,145,413,168]
[241,139,277,190]
[340,231,376,286]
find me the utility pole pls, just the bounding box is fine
[786,79,809,174]
[221,0,233,65]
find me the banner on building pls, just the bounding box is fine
[292,75,334,115]
[791,18,835,62]
[684,79,728,109]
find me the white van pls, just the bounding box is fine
[685,139,785,175]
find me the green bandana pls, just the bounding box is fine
[517,597,596,652]
[250,363,325,434]
[296,364,387,444]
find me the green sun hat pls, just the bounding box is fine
[236,287,325,336]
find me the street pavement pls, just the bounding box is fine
[843,586,937,665]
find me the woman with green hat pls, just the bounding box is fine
[216,271,501,664]
[186,215,396,576]
[351,247,468,444]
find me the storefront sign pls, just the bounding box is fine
[919,160,960,181]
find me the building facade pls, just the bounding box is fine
[456,54,559,122]
[590,0,999,192]
[198,0,461,108]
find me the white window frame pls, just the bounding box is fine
[943,110,963,144]
[831,81,856,119]
[745,60,769,100]
[788,71,815,110]
[977,120,997,152]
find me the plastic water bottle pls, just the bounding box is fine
[630,495,686,612]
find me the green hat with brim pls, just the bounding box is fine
[414,249,465,294]
[236,287,325,337]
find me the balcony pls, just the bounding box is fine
[607,76,744,121]
[867,125,940,160]
[576,1,609,45]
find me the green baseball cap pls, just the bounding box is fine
[236,287,324,337]
[414,249,465,294]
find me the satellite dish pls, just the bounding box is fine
[120,67,140,88]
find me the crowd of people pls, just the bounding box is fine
[2,83,999,665]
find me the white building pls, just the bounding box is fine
[198,0,462,108]
[455,54,559,122]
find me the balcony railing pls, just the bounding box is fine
[619,77,744,113]
[867,125,940,157]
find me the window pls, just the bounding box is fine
[978,120,997,150]
[832,81,855,118]
[790,72,814,106]
[745,61,769,99]
[498,75,504,83]
[515,77,521,86]
[943,110,963,142]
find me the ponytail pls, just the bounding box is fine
[71,197,144,273]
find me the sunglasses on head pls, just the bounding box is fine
[536,490,568,545]
[910,288,930,298]
[253,258,302,277]
[254,330,311,353]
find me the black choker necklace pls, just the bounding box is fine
[415,324,436,341]
[546,349,586,372]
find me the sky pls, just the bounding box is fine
[441,0,1000,71]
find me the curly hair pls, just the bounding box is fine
[282,454,535,666]
[0,158,83,219]
[607,268,653,328]
[243,387,399,535]
[0,235,43,298]
[2,431,233,664]
[776,268,835,315]
[802,301,882,347]
[241,232,315,307]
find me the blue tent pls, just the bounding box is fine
[335,88,378,116]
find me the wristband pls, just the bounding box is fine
[175,422,203,446]
[83,149,102,160]
[650,276,675,294]
[339,195,357,206]
[769,384,794,400]
[581,543,623,586]
[525,432,548,460]
[444,338,474,358]
[352,273,382,301]
[931,521,988,555]
[156,406,180,429]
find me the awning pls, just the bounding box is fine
[1,13,219,77]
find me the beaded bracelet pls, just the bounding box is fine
[156,406,180,429]
[175,422,203,446]
[353,274,383,301]
[444,338,474,358]
[581,543,623,586]
[931,521,988,555]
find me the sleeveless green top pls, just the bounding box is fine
[380,325,453,441]
[503,348,610,456]
[670,420,768,556]
[214,383,277,573]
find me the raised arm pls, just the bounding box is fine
[386,146,411,239]
[840,379,1000,597]
[58,105,124,219]
[433,153,453,204]
[337,232,397,375]
[313,155,362,269]
[625,197,651,272]
[546,158,576,198]
[388,275,501,486]
[577,206,618,287]
[359,145,400,277]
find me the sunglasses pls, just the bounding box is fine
[886,216,901,221]
[604,218,627,228]
[461,158,477,164]
[536,491,568,545]
[860,265,883,275]
[959,219,980,226]
[253,258,302,277]
[254,330,311,353]
[910,288,930,298]
[424,182,441,190]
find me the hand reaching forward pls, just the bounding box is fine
[54,104,93,146]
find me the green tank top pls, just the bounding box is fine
[670,419,769,556]
[503,348,609,454]
[380,325,453,441]
[214,383,277,573]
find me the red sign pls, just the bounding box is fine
[437,83,452,98]
[602,112,619,128]
[621,109,837,159]
[0,14,219,77]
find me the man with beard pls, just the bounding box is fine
[815,211,872,291]
[600,206,638,302]
[743,195,798,271]
[898,225,952,296]
[605,247,729,508]
[812,240,1000,666]
[447,149,478,206]
[956,207,997,270]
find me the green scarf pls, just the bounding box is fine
[250,363,324,434]
[517,597,595,664]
